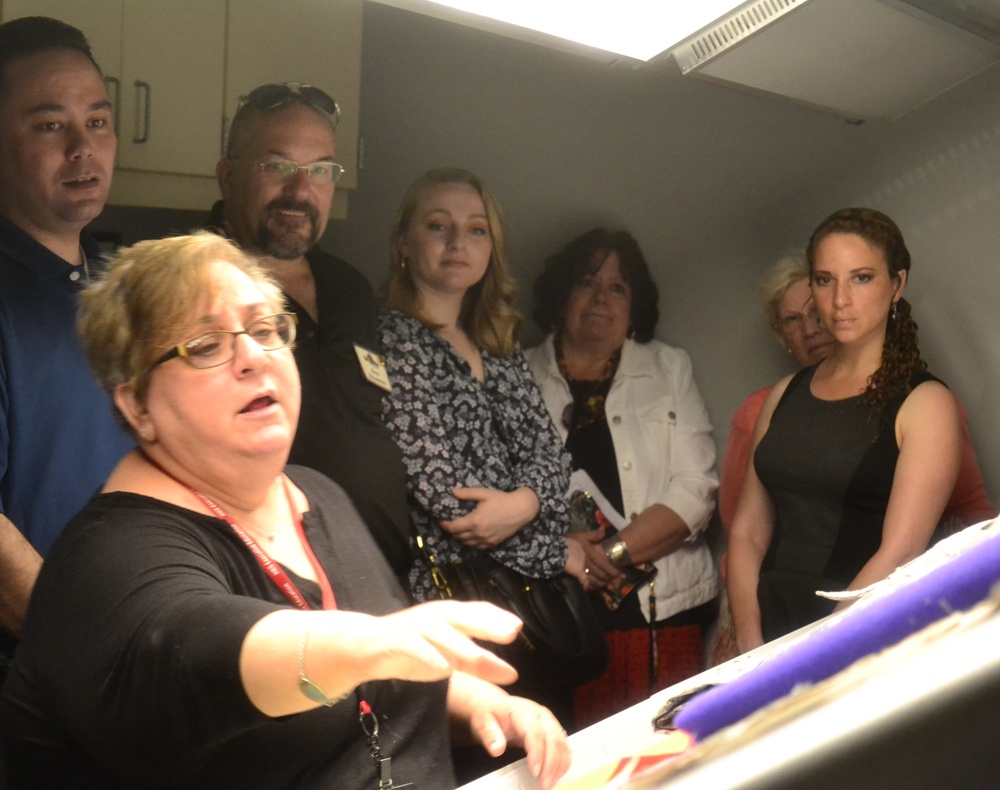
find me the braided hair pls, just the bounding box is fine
[806,208,926,416]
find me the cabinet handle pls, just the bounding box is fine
[220,115,230,158]
[133,80,151,144]
[104,76,121,138]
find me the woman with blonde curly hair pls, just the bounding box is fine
[728,208,964,650]
[378,171,591,738]
[382,168,521,358]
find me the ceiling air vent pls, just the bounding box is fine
[670,0,1000,120]
[675,0,803,73]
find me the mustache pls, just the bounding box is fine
[263,199,320,223]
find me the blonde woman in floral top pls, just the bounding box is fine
[378,169,587,605]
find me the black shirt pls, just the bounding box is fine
[754,366,941,641]
[204,203,413,577]
[288,247,413,577]
[0,466,452,789]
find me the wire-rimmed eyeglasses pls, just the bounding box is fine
[150,313,297,371]
[255,158,344,185]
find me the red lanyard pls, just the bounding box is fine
[186,476,337,611]
[196,483,399,784]
[195,482,397,784]
[140,454,398,782]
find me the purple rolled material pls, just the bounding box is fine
[675,529,1000,741]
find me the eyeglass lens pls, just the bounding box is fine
[258,159,344,184]
[183,313,295,368]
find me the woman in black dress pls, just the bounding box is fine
[728,208,963,650]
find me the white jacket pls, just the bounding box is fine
[526,336,719,622]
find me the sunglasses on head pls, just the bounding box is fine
[237,82,340,129]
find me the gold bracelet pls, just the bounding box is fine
[601,536,632,569]
[297,620,339,707]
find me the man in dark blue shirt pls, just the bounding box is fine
[0,17,133,648]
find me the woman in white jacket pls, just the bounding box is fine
[526,228,718,729]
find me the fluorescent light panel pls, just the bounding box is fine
[423,0,748,61]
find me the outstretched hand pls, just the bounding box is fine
[242,602,523,718]
[370,601,522,687]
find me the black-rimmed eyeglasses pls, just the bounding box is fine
[150,313,297,371]
[238,82,340,129]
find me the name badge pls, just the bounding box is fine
[354,344,392,392]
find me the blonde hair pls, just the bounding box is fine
[79,232,285,412]
[759,250,810,338]
[381,168,520,356]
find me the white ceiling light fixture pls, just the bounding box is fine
[376,0,750,61]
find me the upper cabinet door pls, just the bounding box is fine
[2,0,226,177]
[117,0,226,175]
[225,0,363,191]
[0,0,124,137]
[1,0,363,206]
[0,1,120,68]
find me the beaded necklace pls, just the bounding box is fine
[556,336,621,432]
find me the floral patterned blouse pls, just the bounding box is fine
[378,309,572,602]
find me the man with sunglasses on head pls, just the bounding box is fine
[208,82,413,580]
[0,17,133,657]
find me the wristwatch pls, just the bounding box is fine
[601,536,632,569]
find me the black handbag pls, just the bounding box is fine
[422,545,610,691]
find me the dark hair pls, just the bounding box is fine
[532,228,660,343]
[806,207,926,415]
[0,17,100,99]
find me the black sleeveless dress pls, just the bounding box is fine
[752,366,940,641]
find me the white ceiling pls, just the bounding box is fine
[370,0,1000,119]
